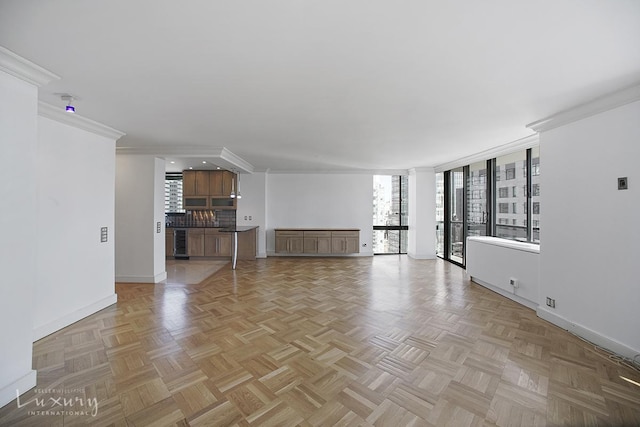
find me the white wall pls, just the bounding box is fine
[408,168,436,259]
[236,172,267,257]
[539,100,640,358]
[33,117,117,340]
[266,173,373,256]
[467,237,540,310]
[115,155,166,283]
[0,69,38,407]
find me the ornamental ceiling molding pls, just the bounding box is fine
[0,45,60,86]
[527,83,640,133]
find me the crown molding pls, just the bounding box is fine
[408,167,435,175]
[116,145,254,173]
[434,134,539,173]
[38,102,125,141]
[220,148,254,173]
[0,46,60,86]
[527,83,640,132]
[266,168,409,175]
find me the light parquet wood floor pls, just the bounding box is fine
[1,256,639,426]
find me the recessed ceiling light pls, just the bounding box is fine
[189,167,193,170]
[216,167,221,170]
[202,161,207,164]
[170,161,175,164]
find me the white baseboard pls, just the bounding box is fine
[536,307,640,360]
[32,294,117,342]
[116,272,165,283]
[0,370,37,409]
[257,252,268,258]
[407,251,437,260]
[266,251,374,257]
[470,277,537,310]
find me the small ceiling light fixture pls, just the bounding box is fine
[57,93,77,113]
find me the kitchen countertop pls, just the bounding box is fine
[218,226,259,233]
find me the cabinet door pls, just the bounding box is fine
[209,171,224,196]
[345,237,359,254]
[331,238,345,254]
[183,171,197,196]
[303,238,317,253]
[188,229,205,256]
[204,233,217,256]
[218,234,232,256]
[275,237,289,253]
[317,237,332,253]
[194,171,209,196]
[289,237,304,254]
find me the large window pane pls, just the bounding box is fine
[165,173,184,213]
[531,146,540,243]
[494,151,527,241]
[467,161,487,238]
[373,175,408,254]
[449,168,464,263]
[436,172,444,256]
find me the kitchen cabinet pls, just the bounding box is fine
[303,230,332,254]
[183,170,237,210]
[183,170,210,196]
[331,231,359,254]
[166,228,174,257]
[204,228,231,257]
[275,230,304,254]
[187,228,205,256]
[209,171,235,197]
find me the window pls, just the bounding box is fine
[165,173,184,213]
[436,173,444,256]
[373,175,408,254]
[437,146,540,266]
[494,151,528,241]
[467,161,488,240]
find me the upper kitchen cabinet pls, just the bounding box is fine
[209,171,235,197]
[182,170,237,210]
[183,170,210,196]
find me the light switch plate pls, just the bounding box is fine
[618,177,628,190]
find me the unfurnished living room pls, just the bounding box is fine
[1,1,639,426]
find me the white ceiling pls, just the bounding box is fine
[1,0,639,172]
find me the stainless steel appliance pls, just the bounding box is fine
[174,229,188,259]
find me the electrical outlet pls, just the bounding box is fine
[546,297,556,308]
[100,227,108,243]
[509,278,518,288]
[157,222,161,233]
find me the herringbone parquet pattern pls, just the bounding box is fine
[1,256,639,426]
